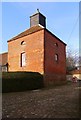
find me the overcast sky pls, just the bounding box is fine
[1,2,79,54]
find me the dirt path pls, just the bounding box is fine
[2,82,80,118]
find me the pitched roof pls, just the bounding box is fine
[0,52,8,66]
[7,25,66,46]
[45,29,66,46]
[8,25,44,42]
[71,69,81,74]
[67,67,81,74]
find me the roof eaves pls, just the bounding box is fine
[45,28,67,46]
[0,52,8,55]
[30,12,46,19]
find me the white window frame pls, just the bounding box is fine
[21,41,26,45]
[21,52,26,67]
[55,54,58,62]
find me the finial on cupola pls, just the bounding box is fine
[37,8,39,13]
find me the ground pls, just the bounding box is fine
[2,81,81,118]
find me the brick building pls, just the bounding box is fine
[0,52,8,72]
[7,10,66,86]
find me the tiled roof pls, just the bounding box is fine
[8,25,44,42]
[7,25,66,45]
[0,52,8,66]
[70,69,81,74]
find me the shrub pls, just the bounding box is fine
[2,72,44,93]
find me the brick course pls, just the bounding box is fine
[8,26,66,86]
[44,30,66,86]
[44,30,66,74]
[8,29,44,74]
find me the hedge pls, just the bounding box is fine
[2,72,44,93]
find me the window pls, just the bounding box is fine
[21,41,26,45]
[55,54,58,62]
[2,66,7,72]
[21,52,26,67]
[54,43,58,47]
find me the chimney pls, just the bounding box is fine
[30,9,46,28]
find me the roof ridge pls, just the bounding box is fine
[0,52,8,55]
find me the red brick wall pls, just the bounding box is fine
[44,30,66,86]
[8,28,66,86]
[8,29,44,74]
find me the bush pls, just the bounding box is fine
[2,72,44,93]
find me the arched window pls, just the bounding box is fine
[55,54,58,62]
[21,41,26,45]
[55,43,58,47]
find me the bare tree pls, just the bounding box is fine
[66,49,78,71]
[78,56,81,66]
